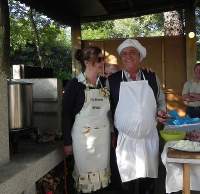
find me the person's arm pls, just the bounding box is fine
[182,83,200,101]
[182,94,191,101]
[62,79,77,156]
[187,93,200,101]
[155,75,169,123]
[182,81,192,104]
[156,75,166,112]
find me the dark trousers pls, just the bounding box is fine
[121,178,156,194]
[110,146,122,191]
[186,106,200,118]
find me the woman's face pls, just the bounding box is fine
[194,65,200,80]
[120,47,140,73]
[88,53,104,75]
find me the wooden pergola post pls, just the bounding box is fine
[71,19,82,77]
[0,0,10,165]
[185,2,196,80]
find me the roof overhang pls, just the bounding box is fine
[17,0,198,25]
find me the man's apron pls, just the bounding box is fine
[114,73,159,182]
[72,87,111,193]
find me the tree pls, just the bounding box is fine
[112,14,164,38]
[81,13,164,39]
[9,0,72,80]
[28,8,43,67]
[81,20,114,39]
[164,10,184,36]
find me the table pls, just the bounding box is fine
[161,142,200,194]
[167,148,200,194]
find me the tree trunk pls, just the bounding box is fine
[28,8,43,68]
[164,10,184,36]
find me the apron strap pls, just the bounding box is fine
[141,71,146,80]
[121,71,126,81]
[122,70,146,81]
[82,72,103,89]
[96,76,103,89]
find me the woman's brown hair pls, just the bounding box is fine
[75,46,102,71]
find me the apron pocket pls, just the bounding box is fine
[89,172,101,191]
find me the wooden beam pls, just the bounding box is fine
[0,0,10,165]
[71,19,82,76]
[0,0,10,76]
[185,2,196,80]
[183,163,191,194]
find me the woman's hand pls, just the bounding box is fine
[64,145,73,157]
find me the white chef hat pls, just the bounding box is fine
[117,39,147,61]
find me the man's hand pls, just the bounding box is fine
[189,93,200,101]
[64,145,73,157]
[182,93,200,102]
[157,110,168,124]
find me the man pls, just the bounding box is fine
[182,63,200,118]
[108,39,167,194]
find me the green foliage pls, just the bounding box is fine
[81,13,164,39]
[55,68,72,81]
[81,21,114,39]
[9,0,200,69]
[10,17,33,50]
[9,0,72,80]
[118,14,164,37]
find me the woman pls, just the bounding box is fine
[63,46,112,193]
[182,63,200,118]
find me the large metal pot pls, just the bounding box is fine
[8,81,33,130]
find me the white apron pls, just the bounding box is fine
[72,87,111,193]
[114,72,159,182]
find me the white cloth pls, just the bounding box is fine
[114,79,159,182]
[161,141,200,193]
[117,39,146,61]
[165,123,200,132]
[72,88,111,193]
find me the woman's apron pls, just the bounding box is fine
[114,72,159,182]
[72,87,111,193]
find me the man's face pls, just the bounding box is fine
[120,47,140,73]
[194,65,200,80]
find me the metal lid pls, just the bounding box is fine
[8,80,33,85]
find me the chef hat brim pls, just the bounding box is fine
[117,39,146,61]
